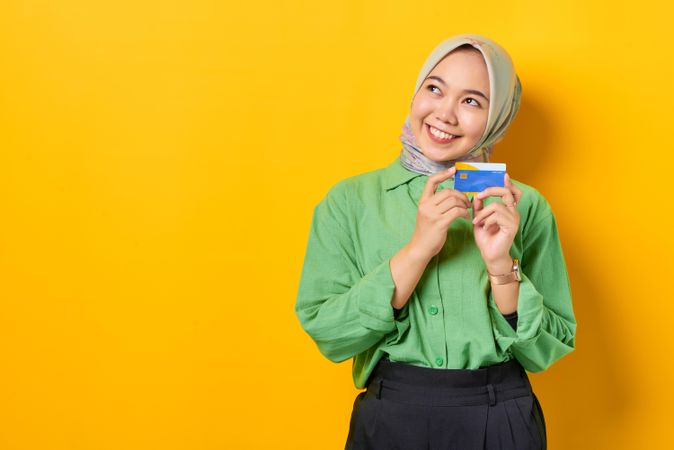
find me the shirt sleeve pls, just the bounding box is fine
[487,210,577,372]
[294,184,401,363]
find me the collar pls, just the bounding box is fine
[382,156,425,191]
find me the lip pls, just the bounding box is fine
[426,123,460,144]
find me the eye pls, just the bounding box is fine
[426,84,441,95]
[465,97,481,107]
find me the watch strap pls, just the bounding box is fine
[488,258,521,285]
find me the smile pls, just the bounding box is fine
[426,124,460,144]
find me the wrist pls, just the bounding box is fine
[485,256,514,275]
[405,242,434,266]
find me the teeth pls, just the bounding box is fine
[429,125,455,140]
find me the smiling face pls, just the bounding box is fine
[410,46,491,162]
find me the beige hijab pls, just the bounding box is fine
[399,33,522,175]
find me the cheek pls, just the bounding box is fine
[411,96,433,120]
[460,111,488,135]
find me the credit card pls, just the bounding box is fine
[453,162,506,195]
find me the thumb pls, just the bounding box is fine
[472,194,483,219]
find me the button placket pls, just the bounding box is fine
[433,252,448,370]
[410,178,448,371]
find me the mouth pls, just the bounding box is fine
[426,123,461,144]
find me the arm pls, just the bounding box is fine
[485,257,520,328]
[487,211,577,372]
[295,186,409,363]
[390,244,434,309]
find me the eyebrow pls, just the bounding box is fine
[426,75,490,102]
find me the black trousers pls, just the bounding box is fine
[345,357,546,450]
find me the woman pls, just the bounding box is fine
[295,33,576,450]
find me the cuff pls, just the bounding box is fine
[488,271,545,354]
[357,257,397,333]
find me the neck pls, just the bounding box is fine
[399,144,489,176]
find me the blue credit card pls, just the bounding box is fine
[454,162,506,195]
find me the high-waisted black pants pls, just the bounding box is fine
[345,357,546,450]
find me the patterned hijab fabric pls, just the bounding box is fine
[399,33,522,176]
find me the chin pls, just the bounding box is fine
[420,144,470,163]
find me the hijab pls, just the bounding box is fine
[399,33,522,175]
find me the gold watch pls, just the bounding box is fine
[487,258,521,285]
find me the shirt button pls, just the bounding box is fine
[435,357,444,367]
[428,305,439,315]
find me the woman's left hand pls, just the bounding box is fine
[471,174,523,267]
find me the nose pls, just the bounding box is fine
[436,100,458,126]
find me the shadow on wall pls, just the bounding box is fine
[494,97,634,449]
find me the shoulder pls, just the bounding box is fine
[312,168,387,232]
[321,165,389,208]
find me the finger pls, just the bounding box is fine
[432,188,470,207]
[492,202,518,218]
[504,173,523,204]
[471,202,502,224]
[475,203,518,226]
[420,166,456,202]
[504,173,513,189]
[475,209,501,228]
[441,206,470,223]
[506,173,522,203]
[477,213,503,232]
[480,210,517,231]
[475,186,516,206]
[474,209,495,227]
[472,192,484,214]
[483,212,509,229]
[471,193,485,221]
[436,196,471,214]
[482,219,501,234]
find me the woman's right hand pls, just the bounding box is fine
[408,166,471,261]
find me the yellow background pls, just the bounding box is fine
[1,1,671,448]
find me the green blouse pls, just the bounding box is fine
[295,157,577,389]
